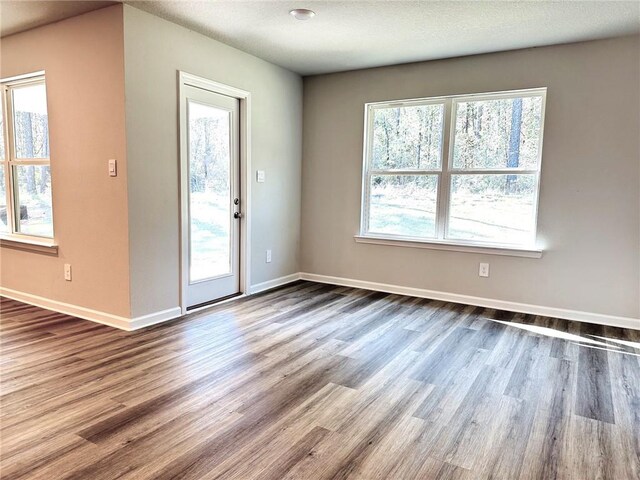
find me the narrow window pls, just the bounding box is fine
[1,74,54,239]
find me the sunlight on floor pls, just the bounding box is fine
[571,342,640,357]
[587,335,640,351]
[490,320,622,349]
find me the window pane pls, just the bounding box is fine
[13,83,50,159]
[372,104,444,170]
[0,103,5,160]
[0,168,8,232]
[188,100,231,282]
[13,164,53,237]
[447,174,537,245]
[368,175,438,238]
[452,96,543,170]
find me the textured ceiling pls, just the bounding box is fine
[126,0,640,75]
[2,1,639,76]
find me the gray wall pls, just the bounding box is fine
[301,35,640,319]
[124,5,303,317]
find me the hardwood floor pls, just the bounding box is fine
[1,281,639,479]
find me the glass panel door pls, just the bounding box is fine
[188,101,232,282]
[181,84,241,309]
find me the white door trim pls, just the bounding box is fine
[178,71,252,315]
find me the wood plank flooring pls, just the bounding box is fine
[1,281,639,479]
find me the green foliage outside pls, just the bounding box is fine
[369,96,542,243]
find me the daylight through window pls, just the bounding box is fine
[1,73,53,239]
[361,88,546,248]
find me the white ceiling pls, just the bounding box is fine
[2,1,639,76]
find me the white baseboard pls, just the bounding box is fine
[129,307,183,330]
[249,273,302,294]
[4,274,637,332]
[299,273,640,331]
[0,287,181,331]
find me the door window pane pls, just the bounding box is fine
[188,100,232,282]
[13,83,49,159]
[372,103,444,170]
[447,174,537,244]
[452,96,543,170]
[369,175,438,238]
[13,164,53,237]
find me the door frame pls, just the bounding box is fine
[178,71,252,315]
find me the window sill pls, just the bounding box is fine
[354,234,542,258]
[0,235,58,256]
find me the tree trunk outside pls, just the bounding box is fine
[21,113,38,195]
[506,98,523,194]
[416,109,424,169]
[383,121,391,166]
[39,166,49,194]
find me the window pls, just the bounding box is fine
[1,73,54,240]
[360,88,546,251]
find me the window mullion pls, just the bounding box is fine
[370,169,441,175]
[1,85,16,235]
[436,98,454,241]
[5,83,19,235]
[10,159,50,165]
[4,85,16,164]
[361,104,373,235]
[449,169,539,175]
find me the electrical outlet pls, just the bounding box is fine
[256,170,266,183]
[479,262,489,278]
[64,264,72,281]
[266,249,272,263]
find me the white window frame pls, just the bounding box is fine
[0,71,57,252]
[357,87,547,258]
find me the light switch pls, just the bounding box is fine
[108,159,117,177]
[256,170,265,183]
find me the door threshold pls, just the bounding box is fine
[186,292,244,312]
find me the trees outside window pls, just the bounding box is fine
[361,88,546,247]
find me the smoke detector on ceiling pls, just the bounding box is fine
[289,9,316,20]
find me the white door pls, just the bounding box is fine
[181,85,241,309]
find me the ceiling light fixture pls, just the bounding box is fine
[289,8,316,20]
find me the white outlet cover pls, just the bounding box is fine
[256,170,266,183]
[479,263,490,277]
